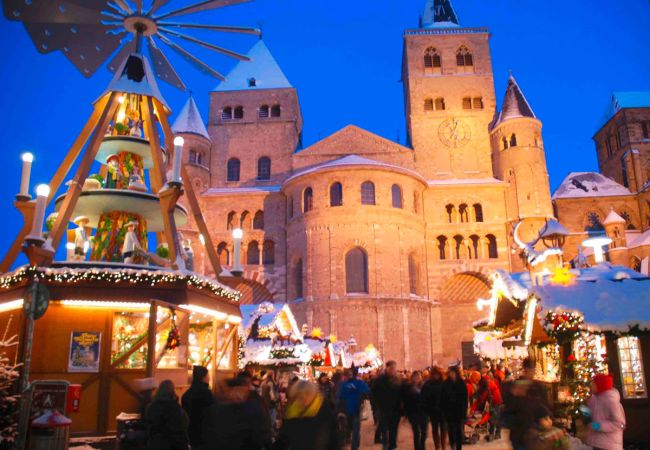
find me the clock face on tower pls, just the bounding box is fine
[438,118,471,148]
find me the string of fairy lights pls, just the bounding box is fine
[0,266,241,302]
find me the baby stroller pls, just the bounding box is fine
[464,402,491,445]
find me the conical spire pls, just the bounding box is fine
[172,94,210,140]
[494,75,536,127]
[213,40,292,92]
[422,0,460,28]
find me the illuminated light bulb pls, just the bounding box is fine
[36,184,50,197]
[22,152,34,163]
[173,136,184,146]
[232,228,243,239]
[118,95,125,104]
[18,152,34,199]
[199,234,205,245]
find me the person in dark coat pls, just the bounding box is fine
[145,379,189,450]
[421,366,447,450]
[273,380,341,450]
[371,360,402,450]
[401,371,427,450]
[202,376,272,450]
[181,365,214,449]
[442,363,468,450]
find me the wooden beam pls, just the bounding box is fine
[142,97,184,270]
[215,325,238,370]
[47,93,119,256]
[47,95,110,204]
[0,201,35,272]
[146,301,157,378]
[181,165,222,277]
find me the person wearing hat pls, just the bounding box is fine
[586,373,625,450]
[73,216,91,261]
[105,154,122,189]
[122,220,143,264]
[181,365,214,449]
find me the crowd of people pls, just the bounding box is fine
[143,358,625,450]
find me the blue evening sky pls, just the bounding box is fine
[0,0,649,267]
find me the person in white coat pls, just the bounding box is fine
[586,373,625,450]
[122,221,143,264]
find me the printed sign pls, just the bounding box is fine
[31,381,69,417]
[68,331,101,373]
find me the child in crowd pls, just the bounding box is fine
[525,406,569,450]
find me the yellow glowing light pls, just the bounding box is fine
[116,111,126,123]
[59,300,150,309]
[179,304,228,321]
[117,96,125,104]
[550,266,575,286]
[0,299,23,313]
[329,334,337,343]
[311,327,322,338]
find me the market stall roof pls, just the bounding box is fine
[494,265,650,333]
[240,302,301,339]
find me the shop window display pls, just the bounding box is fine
[617,336,647,399]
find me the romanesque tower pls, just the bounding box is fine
[490,76,553,270]
[208,39,303,188]
[402,0,497,180]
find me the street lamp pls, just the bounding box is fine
[231,228,243,277]
[582,236,612,264]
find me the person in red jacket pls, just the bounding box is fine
[485,373,503,440]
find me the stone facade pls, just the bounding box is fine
[172,8,650,369]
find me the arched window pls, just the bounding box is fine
[361,181,375,205]
[470,235,480,259]
[294,258,303,299]
[459,203,469,222]
[189,149,203,165]
[288,196,294,218]
[446,204,456,223]
[227,158,240,182]
[226,211,236,230]
[413,191,419,213]
[423,47,441,72]
[437,235,448,260]
[345,247,368,293]
[456,46,473,69]
[391,184,403,208]
[221,106,232,120]
[585,212,604,232]
[262,240,275,265]
[233,106,244,119]
[434,97,446,110]
[487,234,498,258]
[453,235,464,259]
[424,98,434,111]
[240,210,251,229]
[253,210,264,230]
[619,211,636,230]
[217,242,229,266]
[271,104,281,117]
[473,203,483,222]
[303,187,313,212]
[502,137,509,150]
[259,104,269,118]
[408,253,419,295]
[510,134,517,147]
[330,182,343,207]
[246,240,260,265]
[257,156,271,180]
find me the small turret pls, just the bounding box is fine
[603,209,629,266]
[172,94,211,193]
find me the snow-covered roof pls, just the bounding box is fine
[421,0,460,28]
[493,75,536,128]
[552,172,633,200]
[629,228,650,249]
[171,95,210,140]
[240,302,301,338]
[203,186,282,196]
[603,209,626,225]
[539,219,569,238]
[603,91,650,123]
[214,40,291,92]
[284,155,427,184]
[493,265,650,332]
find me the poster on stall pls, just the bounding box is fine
[68,331,101,372]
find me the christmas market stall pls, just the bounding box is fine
[474,264,650,445]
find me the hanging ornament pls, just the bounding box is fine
[166,310,181,350]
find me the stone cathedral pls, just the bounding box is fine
[172,0,650,368]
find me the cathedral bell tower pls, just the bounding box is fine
[402,0,497,180]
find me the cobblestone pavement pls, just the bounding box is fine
[358,418,512,450]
